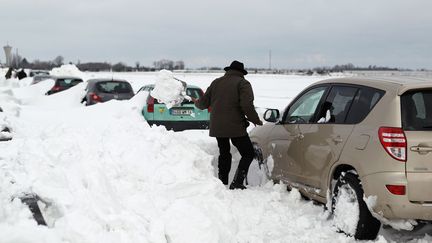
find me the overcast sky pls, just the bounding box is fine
[1,0,431,69]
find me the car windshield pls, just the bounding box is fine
[57,79,82,87]
[96,81,132,94]
[401,89,432,131]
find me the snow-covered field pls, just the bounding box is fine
[0,66,431,243]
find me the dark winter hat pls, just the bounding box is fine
[224,60,248,75]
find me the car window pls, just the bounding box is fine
[345,87,385,124]
[57,79,82,87]
[143,86,153,91]
[187,88,202,99]
[285,86,327,124]
[181,88,203,104]
[401,90,432,131]
[316,86,358,124]
[97,82,132,93]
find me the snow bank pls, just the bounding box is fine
[0,77,23,89]
[0,99,223,242]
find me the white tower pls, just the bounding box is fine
[3,44,12,67]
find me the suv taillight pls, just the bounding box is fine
[378,127,407,162]
[147,96,155,113]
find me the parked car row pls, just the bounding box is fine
[250,77,432,240]
[42,76,210,131]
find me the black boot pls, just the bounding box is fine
[229,169,247,190]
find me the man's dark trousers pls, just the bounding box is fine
[216,135,255,185]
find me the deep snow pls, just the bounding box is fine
[0,66,431,243]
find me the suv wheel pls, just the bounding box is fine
[331,172,381,240]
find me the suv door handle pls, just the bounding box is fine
[410,146,432,154]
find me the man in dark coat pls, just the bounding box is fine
[194,60,263,189]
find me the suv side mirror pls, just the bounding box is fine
[263,109,280,123]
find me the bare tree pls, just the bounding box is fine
[53,56,64,67]
[153,59,174,70]
[174,60,185,70]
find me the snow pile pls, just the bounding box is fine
[151,70,188,109]
[0,77,23,89]
[0,89,21,116]
[0,101,225,242]
[50,64,85,79]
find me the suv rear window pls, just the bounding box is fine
[97,81,132,93]
[57,79,82,87]
[401,90,432,131]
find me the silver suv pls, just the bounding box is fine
[250,77,432,240]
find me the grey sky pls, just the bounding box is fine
[1,0,431,69]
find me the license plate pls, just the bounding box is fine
[171,109,193,115]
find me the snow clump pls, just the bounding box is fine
[151,70,189,109]
[50,64,85,79]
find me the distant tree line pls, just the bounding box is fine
[4,54,415,74]
[3,55,187,72]
[312,63,400,73]
[5,53,65,70]
[75,59,186,72]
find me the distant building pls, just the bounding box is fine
[3,44,12,67]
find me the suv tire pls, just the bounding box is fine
[332,172,381,240]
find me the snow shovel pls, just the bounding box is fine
[13,193,47,226]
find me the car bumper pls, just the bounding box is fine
[361,172,432,221]
[147,120,209,131]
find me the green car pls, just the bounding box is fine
[140,84,210,131]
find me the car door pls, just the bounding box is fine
[401,89,432,202]
[301,85,358,195]
[269,85,328,183]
